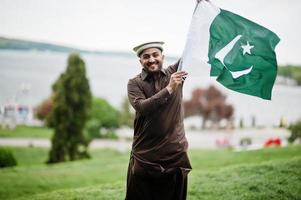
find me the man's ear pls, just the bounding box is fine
[139,58,143,65]
[162,54,165,61]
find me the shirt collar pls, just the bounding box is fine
[141,68,167,81]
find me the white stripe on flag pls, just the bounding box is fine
[179,1,220,72]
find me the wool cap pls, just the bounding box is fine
[133,41,164,57]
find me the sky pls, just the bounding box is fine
[0,0,301,64]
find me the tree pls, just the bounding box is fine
[183,85,234,129]
[35,95,53,121]
[47,53,92,163]
[288,120,301,143]
[278,65,301,85]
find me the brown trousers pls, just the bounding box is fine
[125,157,188,200]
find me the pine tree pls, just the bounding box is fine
[47,53,92,163]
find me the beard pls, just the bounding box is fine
[143,60,163,74]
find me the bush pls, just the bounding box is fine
[288,120,301,143]
[85,121,118,140]
[90,97,119,128]
[85,97,119,140]
[35,96,53,121]
[0,148,17,168]
[85,119,101,140]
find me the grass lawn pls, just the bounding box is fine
[0,145,300,200]
[0,125,52,138]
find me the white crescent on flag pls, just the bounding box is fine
[214,35,253,79]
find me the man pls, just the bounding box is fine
[125,41,192,200]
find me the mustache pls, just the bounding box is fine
[147,61,159,66]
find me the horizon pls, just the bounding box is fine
[1,35,301,66]
[1,0,301,64]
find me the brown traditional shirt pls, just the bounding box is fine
[127,61,192,176]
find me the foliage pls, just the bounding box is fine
[34,96,120,140]
[118,97,135,128]
[85,97,119,140]
[183,85,234,129]
[90,97,119,128]
[85,119,100,140]
[239,117,244,128]
[0,148,17,168]
[288,120,301,143]
[85,120,118,140]
[34,96,53,121]
[278,65,301,85]
[46,53,92,163]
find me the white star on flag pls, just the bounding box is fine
[241,41,254,55]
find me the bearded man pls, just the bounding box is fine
[125,41,191,200]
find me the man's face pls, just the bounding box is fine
[139,48,164,73]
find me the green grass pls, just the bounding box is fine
[189,158,301,200]
[0,145,300,200]
[8,146,49,166]
[0,147,129,200]
[0,125,52,138]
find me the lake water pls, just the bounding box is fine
[0,50,301,127]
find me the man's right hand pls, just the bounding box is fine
[166,71,188,94]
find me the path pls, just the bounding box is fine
[0,128,290,150]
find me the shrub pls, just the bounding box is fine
[85,121,118,140]
[90,97,119,128]
[288,120,301,143]
[85,97,119,140]
[35,96,53,121]
[0,148,17,168]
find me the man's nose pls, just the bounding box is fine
[148,56,155,62]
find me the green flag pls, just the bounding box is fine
[180,1,280,100]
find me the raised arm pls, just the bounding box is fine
[128,70,188,116]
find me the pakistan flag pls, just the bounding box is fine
[180,1,280,100]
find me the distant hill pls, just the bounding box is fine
[0,36,133,57]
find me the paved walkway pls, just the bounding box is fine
[0,128,290,150]
[0,138,132,151]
